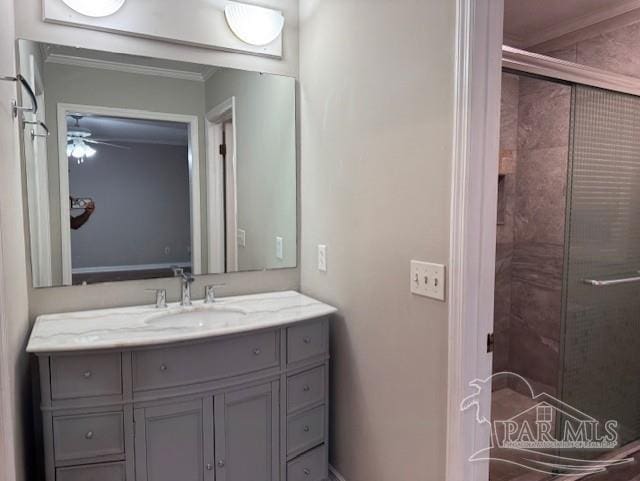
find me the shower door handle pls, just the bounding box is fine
[583,272,640,286]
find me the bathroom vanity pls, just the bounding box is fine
[27,291,336,481]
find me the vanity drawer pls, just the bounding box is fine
[286,405,325,457]
[56,462,125,481]
[287,366,326,413]
[287,320,328,364]
[287,445,327,481]
[53,412,125,463]
[133,330,279,392]
[50,353,122,400]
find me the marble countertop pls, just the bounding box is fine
[27,291,337,353]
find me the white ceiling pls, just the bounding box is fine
[66,115,189,146]
[504,0,638,47]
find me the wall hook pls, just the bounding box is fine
[25,120,50,140]
[1,74,38,117]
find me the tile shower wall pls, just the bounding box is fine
[539,19,640,81]
[494,74,570,396]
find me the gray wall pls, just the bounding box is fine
[43,62,208,282]
[0,1,31,480]
[69,142,191,270]
[299,1,455,480]
[205,70,297,271]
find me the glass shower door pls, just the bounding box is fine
[561,85,640,446]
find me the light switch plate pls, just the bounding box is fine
[410,261,446,301]
[318,245,327,272]
[237,229,246,247]
[276,236,284,260]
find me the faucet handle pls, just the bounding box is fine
[146,289,167,309]
[172,266,184,277]
[204,283,226,304]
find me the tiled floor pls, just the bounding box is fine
[490,388,640,481]
[490,388,548,481]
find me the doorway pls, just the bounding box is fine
[205,97,238,273]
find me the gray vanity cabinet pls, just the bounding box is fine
[35,317,330,481]
[134,398,210,481]
[214,382,279,481]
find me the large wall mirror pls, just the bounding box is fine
[17,40,297,288]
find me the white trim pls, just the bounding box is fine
[446,1,503,481]
[503,45,640,97]
[72,261,191,275]
[57,103,202,285]
[523,0,640,49]
[46,53,208,82]
[205,97,238,273]
[329,465,347,481]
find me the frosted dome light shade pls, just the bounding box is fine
[225,2,284,47]
[61,0,126,17]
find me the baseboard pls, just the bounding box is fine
[329,465,347,481]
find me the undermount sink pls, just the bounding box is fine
[145,306,248,329]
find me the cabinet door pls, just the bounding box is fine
[134,398,214,481]
[214,381,279,481]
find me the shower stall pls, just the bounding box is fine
[491,50,640,481]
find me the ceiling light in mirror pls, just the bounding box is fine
[61,0,126,17]
[224,2,285,46]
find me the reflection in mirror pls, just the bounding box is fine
[18,40,297,288]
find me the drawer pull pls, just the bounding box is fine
[304,468,311,476]
[253,348,261,356]
[206,464,213,471]
[217,460,225,468]
[303,337,312,344]
[85,431,94,440]
[303,425,310,432]
[303,385,311,392]
[82,370,92,379]
[159,364,168,372]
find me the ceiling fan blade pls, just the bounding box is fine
[84,139,131,150]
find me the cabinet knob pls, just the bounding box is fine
[217,460,225,468]
[303,337,312,344]
[83,370,92,379]
[206,464,213,471]
[85,431,94,440]
[303,468,311,476]
[159,364,168,372]
[253,348,261,356]
[303,385,311,392]
[303,425,310,432]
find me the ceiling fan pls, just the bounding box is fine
[67,115,130,164]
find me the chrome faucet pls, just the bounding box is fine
[173,267,195,306]
[204,283,226,304]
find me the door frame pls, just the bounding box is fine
[446,1,504,481]
[57,103,202,285]
[205,97,238,273]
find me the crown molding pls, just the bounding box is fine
[45,53,207,82]
[506,0,640,49]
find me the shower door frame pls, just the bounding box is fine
[447,3,640,480]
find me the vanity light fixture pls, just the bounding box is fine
[224,2,285,47]
[61,0,126,17]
